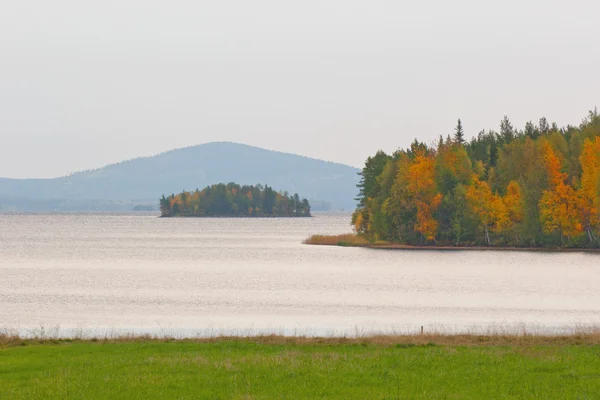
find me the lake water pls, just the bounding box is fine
[1,213,599,337]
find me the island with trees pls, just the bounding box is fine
[307,108,600,249]
[159,183,311,217]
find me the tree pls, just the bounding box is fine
[386,152,418,243]
[503,181,524,244]
[354,151,390,234]
[435,142,473,193]
[454,119,465,144]
[355,151,389,207]
[524,121,539,139]
[301,198,311,217]
[159,184,311,218]
[466,178,498,245]
[539,117,550,136]
[406,150,443,242]
[352,108,600,248]
[500,115,515,144]
[444,184,477,245]
[159,195,170,217]
[538,142,581,242]
[293,193,301,216]
[489,139,498,168]
[578,137,600,243]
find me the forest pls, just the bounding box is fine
[160,183,311,217]
[353,108,600,248]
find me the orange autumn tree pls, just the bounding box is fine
[406,150,443,242]
[578,137,600,243]
[538,141,582,241]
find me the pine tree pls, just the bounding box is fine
[500,116,514,143]
[454,119,465,144]
[539,117,550,136]
[524,121,539,139]
[489,139,498,168]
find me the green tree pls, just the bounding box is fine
[454,119,465,144]
[500,115,515,144]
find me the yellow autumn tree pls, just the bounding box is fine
[538,141,582,241]
[502,180,524,244]
[435,142,473,189]
[466,178,507,245]
[352,211,364,233]
[406,150,443,242]
[578,137,600,243]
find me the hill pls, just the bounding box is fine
[0,142,360,212]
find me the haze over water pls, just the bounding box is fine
[1,213,599,337]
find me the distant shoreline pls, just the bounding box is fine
[160,215,312,219]
[304,234,600,253]
[363,243,600,253]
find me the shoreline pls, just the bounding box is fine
[160,215,312,218]
[304,234,600,253]
[353,243,600,253]
[3,331,600,348]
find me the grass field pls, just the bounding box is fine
[1,334,600,399]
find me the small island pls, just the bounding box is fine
[307,109,600,250]
[159,183,311,217]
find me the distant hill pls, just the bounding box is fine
[0,142,360,212]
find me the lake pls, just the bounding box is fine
[1,213,599,337]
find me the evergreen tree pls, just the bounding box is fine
[500,116,514,143]
[539,117,550,136]
[524,121,539,139]
[355,151,390,207]
[489,139,498,168]
[454,119,465,144]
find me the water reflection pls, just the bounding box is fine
[1,213,599,336]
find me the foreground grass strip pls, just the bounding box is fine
[1,335,600,399]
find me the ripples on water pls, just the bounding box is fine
[1,212,599,337]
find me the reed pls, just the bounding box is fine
[303,233,369,246]
[3,328,600,348]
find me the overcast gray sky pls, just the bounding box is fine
[1,0,598,178]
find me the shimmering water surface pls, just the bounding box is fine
[1,213,599,336]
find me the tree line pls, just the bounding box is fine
[353,108,600,247]
[160,183,311,217]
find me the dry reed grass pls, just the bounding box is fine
[2,328,600,349]
[303,234,369,246]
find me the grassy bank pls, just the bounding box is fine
[2,333,600,399]
[304,234,600,252]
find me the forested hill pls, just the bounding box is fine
[160,184,311,217]
[0,142,360,211]
[353,109,600,248]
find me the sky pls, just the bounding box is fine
[1,0,599,179]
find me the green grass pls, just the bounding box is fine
[1,337,600,399]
